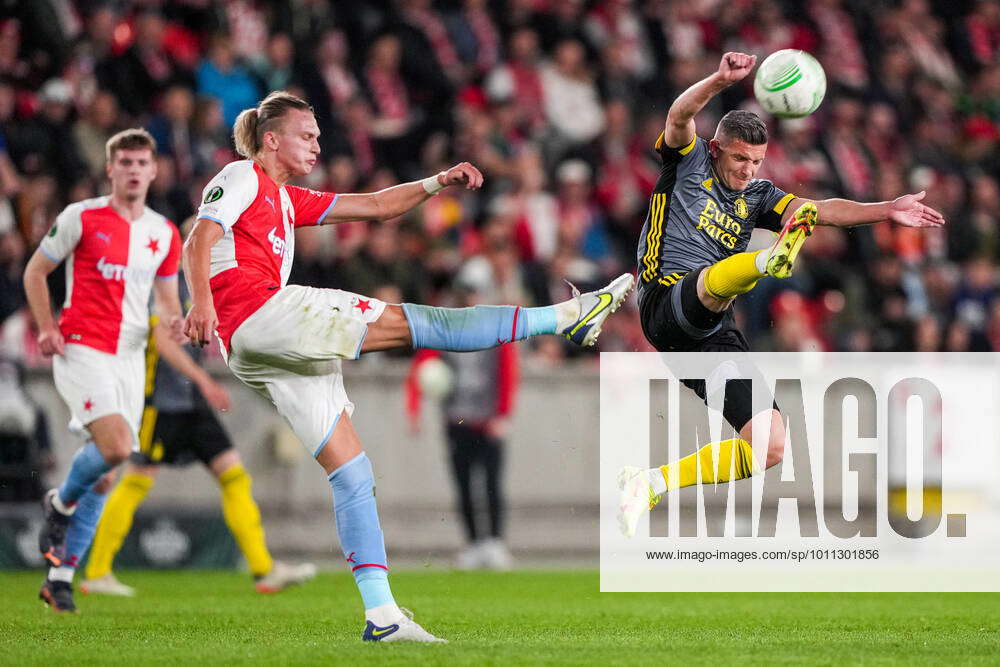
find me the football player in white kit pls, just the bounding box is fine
[23,129,183,612]
[183,91,633,642]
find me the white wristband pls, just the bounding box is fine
[422,174,445,195]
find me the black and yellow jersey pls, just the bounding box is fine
[636,133,795,294]
[142,277,205,413]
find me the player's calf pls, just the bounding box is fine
[739,408,786,468]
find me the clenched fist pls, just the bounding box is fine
[437,162,484,190]
[718,52,757,84]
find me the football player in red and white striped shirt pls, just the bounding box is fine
[23,129,183,612]
[182,91,633,642]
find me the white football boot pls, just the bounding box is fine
[617,466,662,539]
[561,273,635,346]
[255,560,318,594]
[80,572,136,597]
[363,608,448,643]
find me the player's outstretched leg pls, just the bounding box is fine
[617,409,784,538]
[400,273,634,351]
[82,471,154,596]
[617,438,757,538]
[699,201,818,303]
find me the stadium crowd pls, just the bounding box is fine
[1,0,999,365]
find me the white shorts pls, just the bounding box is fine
[226,284,387,455]
[52,343,145,442]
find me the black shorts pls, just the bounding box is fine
[131,408,232,467]
[639,268,761,431]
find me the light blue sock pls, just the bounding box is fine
[58,442,112,505]
[401,303,557,351]
[329,452,394,610]
[61,487,108,571]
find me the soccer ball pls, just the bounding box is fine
[417,358,454,399]
[753,50,827,119]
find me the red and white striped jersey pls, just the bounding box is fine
[197,160,338,350]
[39,196,181,355]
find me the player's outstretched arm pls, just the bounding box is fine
[22,250,64,357]
[319,162,484,225]
[781,192,946,229]
[663,52,756,149]
[182,218,224,347]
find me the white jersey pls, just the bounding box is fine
[195,160,337,349]
[39,196,181,354]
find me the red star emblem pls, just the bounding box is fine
[355,298,372,314]
[83,398,93,412]
[146,237,160,254]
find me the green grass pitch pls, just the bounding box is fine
[2,570,998,665]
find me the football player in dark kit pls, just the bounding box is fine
[618,52,946,537]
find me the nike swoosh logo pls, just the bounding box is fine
[569,292,613,336]
[371,625,398,637]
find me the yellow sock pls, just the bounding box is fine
[659,438,759,491]
[218,464,273,577]
[85,473,154,580]
[703,251,765,299]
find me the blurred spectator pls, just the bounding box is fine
[485,27,546,137]
[4,79,85,188]
[555,160,614,270]
[397,0,463,88]
[252,32,295,93]
[737,0,818,60]
[823,96,876,202]
[341,220,424,304]
[882,0,962,90]
[190,96,231,176]
[364,34,420,179]
[224,0,270,62]
[146,85,196,182]
[510,148,559,263]
[302,28,360,151]
[73,90,121,176]
[196,34,262,127]
[447,0,502,79]
[960,0,1000,69]
[808,0,868,90]
[147,155,194,225]
[583,0,654,82]
[540,39,605,166]
[96,10,192,117]
[952,256,998,334]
